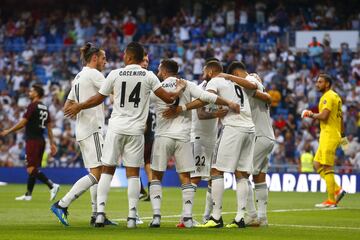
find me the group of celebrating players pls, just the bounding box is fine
[1,40,346,229]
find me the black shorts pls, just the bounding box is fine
[25,139,45,167]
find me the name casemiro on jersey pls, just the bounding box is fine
[118,70,146,76]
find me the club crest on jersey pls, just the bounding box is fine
[323,100,327,104]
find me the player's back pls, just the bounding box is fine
[154,76,193,141]
[191,80,218,144]
[206,77,254,132]
[319,89,342,137]
[246,75,275,140]
[101,64,161,135]
[24,101,49,140]
[69,67,105,141]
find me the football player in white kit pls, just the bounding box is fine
[180,60,258,228]
[220,64,275,227]
[149,59,240,228]
[64,42,187,228]
[51,42,115,226]
[190,75,228,224]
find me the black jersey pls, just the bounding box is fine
[23,101,50,140]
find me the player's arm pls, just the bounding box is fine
[153,79,187,104]
[197,107,228,120]
[163,90,239,119]
[311,109,330,121]
[46,121,57,156]
[64,93,106,118]
[0,118,28,137]
[253,90,272,104]
[218,73,257,90]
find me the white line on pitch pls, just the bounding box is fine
[269,223,360,231]
[112,207,358,222]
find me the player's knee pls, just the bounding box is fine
[210,168,223,176]
[28,167,38,176]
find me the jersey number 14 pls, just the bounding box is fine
[120,82,141,108]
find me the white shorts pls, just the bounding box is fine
[101,131,144,167]
[190,136,216,180]
[151,136,195,173]
[78,132,103,169]
[213,126,255,173]
[252,136,275,175]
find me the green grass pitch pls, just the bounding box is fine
[0,184,359,240]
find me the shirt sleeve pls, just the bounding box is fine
[321,93,334,112]
[147,71,162,92]
[67,86,76,101]
[99,70,116,96]
[23,103,36,120]
[92,70,106,89]
[205,79,218,93]
[188,82,217,103]
[244,75,260,97]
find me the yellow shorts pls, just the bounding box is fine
[314,136,340,166]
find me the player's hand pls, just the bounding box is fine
[0,129,10,137]
[228,101,240,113]
[50,143,57,156]
[64,103,81,118]
[214,108,229,118]
[340,137,349,146]
[163,106,182,119]
[176,78,187,91]
[301,110,313,118]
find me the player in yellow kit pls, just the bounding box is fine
[301,74,346,208]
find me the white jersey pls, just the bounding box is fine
[154,77,217,141]
[245,75,275,140]
[68,67,105,141]
[190,80,218,143]
[206,77,255,132]
[99,64,161,135]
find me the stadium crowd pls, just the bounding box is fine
[0,1,359,172]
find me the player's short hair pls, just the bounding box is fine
[205,57,220,64]
[160,59,179,74]
[80,42,102,63]
[318,73,333,87]
[32,84,44,98]
[227,61,246,74]
[205,60,223,73]
[125,42,145,63]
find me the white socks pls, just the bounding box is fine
[203,185,213,218]
[127,177,140,218]
[211,176,224,220]
[255,182,268,219]
[181,183,196,219]
[246,179,257,217]
[90,184,98,214]
[150,180,162,216]
[235,178,248,222]
[97,173,113,213]
[59,173,97,208]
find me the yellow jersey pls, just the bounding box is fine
[318,89,342,138]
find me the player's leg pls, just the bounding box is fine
[226,132,255,228]
[314,139,340,208]
[15,165,36,201]
[149,136,172,228]
[58,134,102,209]
[21,139,59,201]
[248,137,274,226]
[95,131,121,227]
[175,140,196,228]
[122,135,145,228]
[191,138,214,223]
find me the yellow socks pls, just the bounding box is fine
[324,169,336,202]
